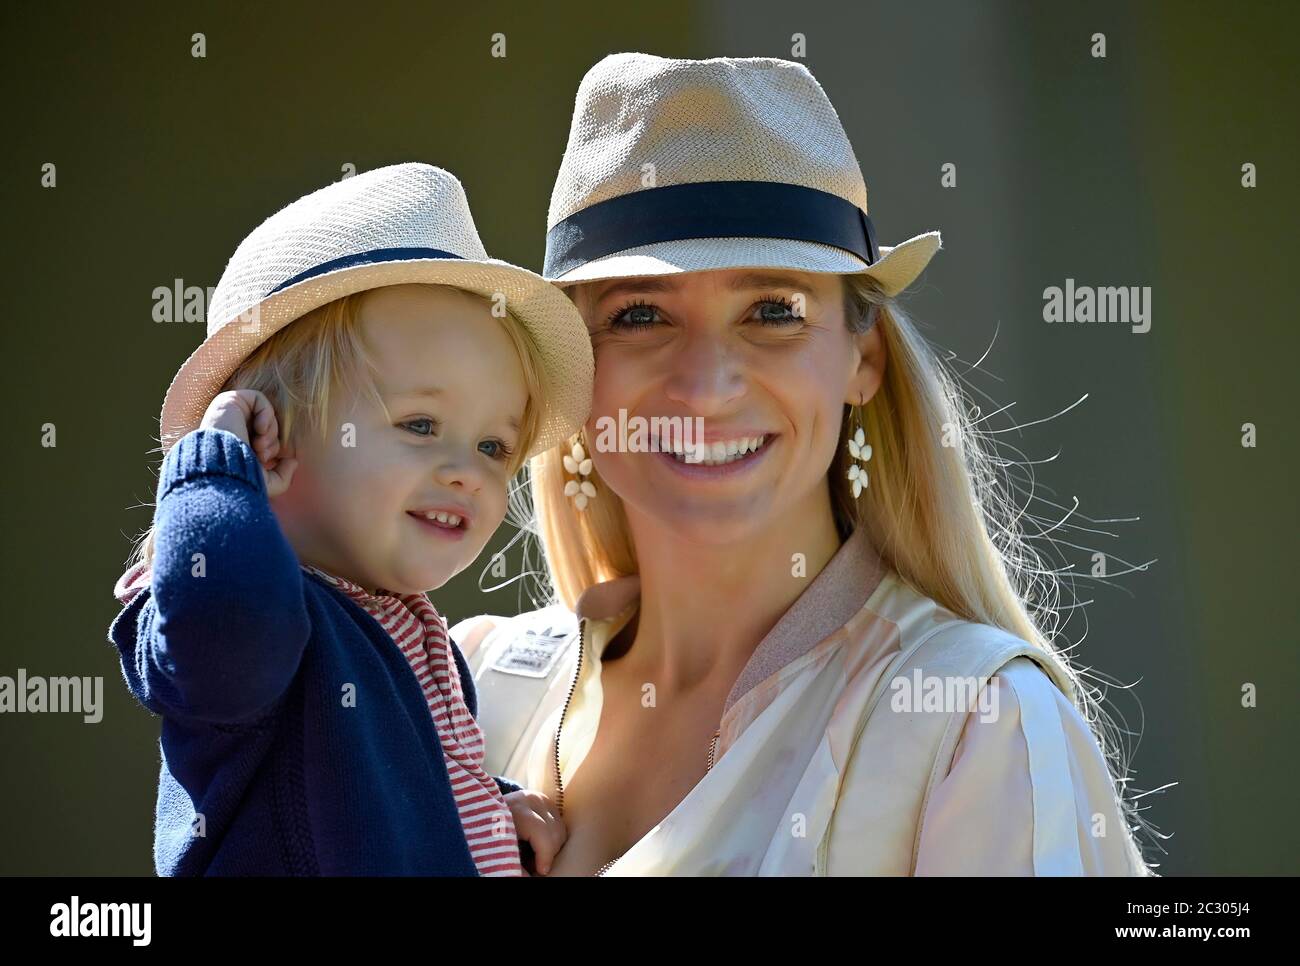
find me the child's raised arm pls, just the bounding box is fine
[137,390,308,724]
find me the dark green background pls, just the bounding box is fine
[2,1,1295,875]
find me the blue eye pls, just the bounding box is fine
[402,417,512,462]
[479,439,515,462]
[751,297,802,326]
[606,301,661,330]
[402,418,436,436]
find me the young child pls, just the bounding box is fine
[109,163,587,876]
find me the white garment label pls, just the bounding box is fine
[489,625,572,678]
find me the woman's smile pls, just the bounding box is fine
[653,432,778,480]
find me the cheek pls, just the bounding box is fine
[786,381,845,462]
[585,356,639,475]
[482,480,510,529]
[770,340,853,428]
[583,411,629,486]
[307,441,409,526]
[736,359,844,481]
[590,352,639,416]
[353,446,422,515]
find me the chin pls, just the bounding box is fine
[388,574,442,595]
[638,497,773,547]
[403,562,461,594]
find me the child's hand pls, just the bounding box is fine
[504,789,567,876]
[200,389,299,498]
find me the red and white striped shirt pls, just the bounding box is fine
[302,565,524,877]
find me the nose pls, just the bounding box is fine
[431,441,488,494]
[662,328,747,415]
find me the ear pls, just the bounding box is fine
[846,307,886,407]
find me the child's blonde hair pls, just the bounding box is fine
[129,284,551,570]
[529,272,1159,873]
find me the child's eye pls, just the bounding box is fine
[401,418,438,437]
[479,438,515,462]
[749,296,804,326]
[605,300,662,330]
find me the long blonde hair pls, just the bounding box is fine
[529,272,1158,872]
[128,284,551,570]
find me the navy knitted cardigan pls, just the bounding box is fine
[108,428,521,876]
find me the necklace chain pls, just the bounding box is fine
[553,620,722,877]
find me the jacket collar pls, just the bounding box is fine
[573,524,887,715]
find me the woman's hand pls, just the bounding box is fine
[199,389,298,498]
[504,788,567,876]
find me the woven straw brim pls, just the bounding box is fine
[549,230,941,298]
[159,258,594,460]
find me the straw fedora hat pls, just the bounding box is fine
[544,53,941,295]
[159,162,593,459]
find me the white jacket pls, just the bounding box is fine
[451,525,1151,875]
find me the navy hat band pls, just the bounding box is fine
[544,180,878,279]
[269,246,464,295]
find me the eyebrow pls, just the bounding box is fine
[386,387,520,431]
[590,277,680,304]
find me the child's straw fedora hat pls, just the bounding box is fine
[544,53,941,295]
[159,162,593,459]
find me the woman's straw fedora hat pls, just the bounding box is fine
[544,52,941,296]
[159,162,593,459]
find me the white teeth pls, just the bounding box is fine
[423,511,463,527]
[668,434,769,466]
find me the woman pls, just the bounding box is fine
[453,52,1153,876]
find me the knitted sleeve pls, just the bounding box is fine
[138,427,310,724]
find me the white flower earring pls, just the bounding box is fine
[563,434,597,511]
[846,398,872,499]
